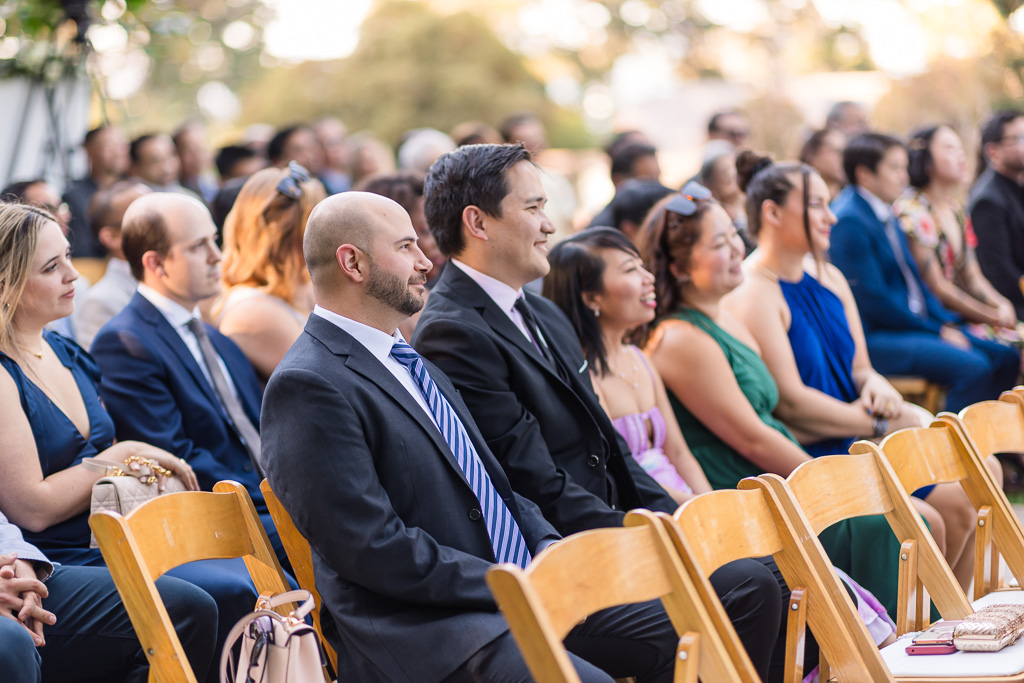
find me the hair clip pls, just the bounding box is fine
[276,161,312,200]
[665,181,712,217]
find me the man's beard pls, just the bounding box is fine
[367,266,425,317]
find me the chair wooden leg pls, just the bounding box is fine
[673,632,699,683]
[897,540,919,635]
[784,588,807,683]
[819,652,830,682]
[975,506,994,600]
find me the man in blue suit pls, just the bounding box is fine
[90,193,280,559]
[829,133,1019,413]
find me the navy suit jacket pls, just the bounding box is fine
[91,292,265,504]
[261,314,558,682]
[412,264,676,538]
[829,185,958,336]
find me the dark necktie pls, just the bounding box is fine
[391,341,531,568]
[186,318,264,477]
[883,216,926,317]
[513,297,555,365]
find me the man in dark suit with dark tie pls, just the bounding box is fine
[829,133,1019,413]
[969,110,1024,320]
[412,143,787,680]
[260,191,680,683]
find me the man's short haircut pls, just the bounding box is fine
[423,143,532,257]
[842,132,904,188]
[610,142,657,181]
[826,101,859,129]
[608,179,674,231]
[87,179,145,238]
[129,134,158,163]
[978,109,1024,175]
[267,124,309,164]
[121,206,171,281]
[707,110,741,135]
[0,180,45,203]
[84,124,109,147]
[215,145,259,178]
[499,112,539,143]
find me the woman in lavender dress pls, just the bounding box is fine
[543,228,711,504]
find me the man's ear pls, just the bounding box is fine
[336,244,368,283]
[97,226,121,253]
[141,250,164,277]
[462,205,489,243]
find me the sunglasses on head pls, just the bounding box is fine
[665,182,712,217]
[276,161,311,200]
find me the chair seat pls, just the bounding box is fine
[881,590,1024,678]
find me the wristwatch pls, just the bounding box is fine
[872,416,889,438]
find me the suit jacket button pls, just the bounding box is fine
[587,454,600,467]
[468,508,482,521]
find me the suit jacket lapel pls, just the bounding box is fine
[440,266,565,383]
[304,316,475,489]
[132,295,224,414]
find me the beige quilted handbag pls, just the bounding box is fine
[83,457,188,548]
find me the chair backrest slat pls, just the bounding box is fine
[877,425,969,494]
[671,488,783,574]
[786,452,894,534]
[960,395,1024,458]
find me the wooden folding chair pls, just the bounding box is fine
[89,481,321,683]
[753,448,972,639]
[260,478,338,673]
[888,376,946,414]
[753,450,1024,682]
[668,484,893,682]
[942,394,1024,599]
[486,508,760,683]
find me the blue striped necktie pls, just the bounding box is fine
[391,340,531,568]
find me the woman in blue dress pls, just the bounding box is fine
[722,150,991,593]
[0,202,260,682]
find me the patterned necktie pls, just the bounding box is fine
[883,216,926,317]
[391,340,531,568]
[513,296,554,365]
[186,318,264,477]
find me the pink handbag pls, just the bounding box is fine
[220,589,324,683]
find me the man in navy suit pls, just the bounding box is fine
[90,193,287,680]
[90,193,280,558]
[261,191,679,682]
[829,133,1019,413]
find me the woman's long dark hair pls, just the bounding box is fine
[543,228,644,376]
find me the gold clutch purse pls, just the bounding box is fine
[954,605,1024,652]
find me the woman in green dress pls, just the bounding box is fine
[635,182,942,620]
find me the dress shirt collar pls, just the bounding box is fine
[313,305,404,363]
[450,259,523,314]
[855,186,893,223]
[137,283,201,328]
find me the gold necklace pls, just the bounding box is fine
[18,344,43,359]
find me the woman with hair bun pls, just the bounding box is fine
[724,149,991,594]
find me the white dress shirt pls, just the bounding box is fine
[313,305,439,427]
[136,283,240,403]
[75,258,138,350]
[856,186,894,223]
[449,259,544,348]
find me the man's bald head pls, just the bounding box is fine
[122,192,212,281]
[304,191,406,283]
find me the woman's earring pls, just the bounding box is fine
[590,306,600,318]
[677,274,690,284]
